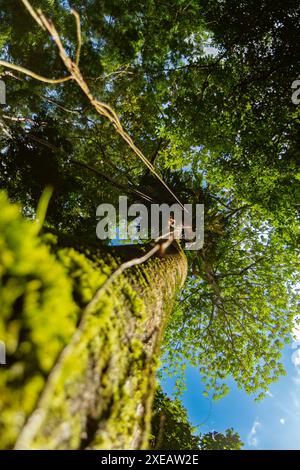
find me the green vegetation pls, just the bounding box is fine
[0,192,187,449]
[0,0,299,450]
[151,388,243,450]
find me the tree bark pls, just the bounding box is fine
[14,242,187,450]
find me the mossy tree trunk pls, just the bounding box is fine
[14,242,187,450]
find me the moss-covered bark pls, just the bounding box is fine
[0,194,187,449]
[12,240,187,450]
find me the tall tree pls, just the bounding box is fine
[0,0,298,449]
[0,191,187,450]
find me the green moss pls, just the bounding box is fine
[0,191,187,450]
[0,192,77,449]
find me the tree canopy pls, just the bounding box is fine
[0,0,299,405]
[151,388,243,450]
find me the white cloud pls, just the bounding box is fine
[290,318,300,392]
[266,390,274,398]
[292,375,300,386]
[279,418,285,425]
[247,419,261,447]
[291,349,300,370]
[291,324,300,349]
[290,391,300,413]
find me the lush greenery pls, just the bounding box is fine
[0,191,77,448]
[0,0,299,449]
[151,388,243,450]
[0,191,187,449]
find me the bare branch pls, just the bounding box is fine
[0,60,72,84]
[71,9,82,66]
[21,0,46,30]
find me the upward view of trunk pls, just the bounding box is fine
[14,242,187,450]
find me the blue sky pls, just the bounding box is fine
[161,329,300,450]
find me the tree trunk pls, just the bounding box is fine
[14,242,187,450]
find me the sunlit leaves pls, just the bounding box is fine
[163,198,299,399]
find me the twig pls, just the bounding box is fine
[2,114,47,125]
[70,159,154,202]
[41,95,82,114]
[25,132,155,202]
[0,59,72,84]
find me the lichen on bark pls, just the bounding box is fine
[0,192,187,450]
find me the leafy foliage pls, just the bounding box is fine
[0,0,299,403]
[151,388,243,450]
[0,191,77,448]
[163,189,299,399]
[199,428,243,451]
